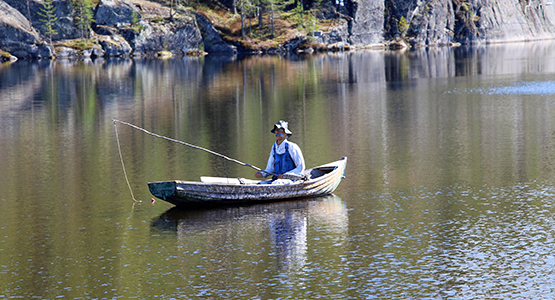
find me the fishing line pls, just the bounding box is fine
[113,120,140,203]
[111,119,305,181]
[112,119,267,171]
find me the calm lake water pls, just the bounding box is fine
[3,42,555,299]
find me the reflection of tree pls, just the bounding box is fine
[0,61,43,119]
[384,51,409,83]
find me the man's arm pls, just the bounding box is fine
[286,142,305,175]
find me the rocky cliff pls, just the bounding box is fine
[1,0,555,61]
[0,0,209,60]
[384,0,555,46]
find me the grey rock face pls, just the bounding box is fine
[38,42,54,58]
[195,12,236,54]
[124,18,203,56]
[382,0,555,46]
[56,46,78,58]
[347,0,385,45]
[5,0,555,60]
[4,0,80,40]
[0,0,41,58]
[404,0,456,46]
[98,34,132,56]
[95,0,141,27]
[465,0,555,43]
[0,1,39,44]
[322,19,349,45]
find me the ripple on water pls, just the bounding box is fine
[448,81,555,96]
[349,182,555,299]
[487,81,555,95]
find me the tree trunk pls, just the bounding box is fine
[258,6,263,29]
[300,0,304,27]
[241,1,246,38]
[270,2,274,37]
[27,0,32,24]
[248,14,252,36]
[170,0,174,21]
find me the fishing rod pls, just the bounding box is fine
[112,119,304,180]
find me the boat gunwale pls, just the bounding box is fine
[148,157,347,206]
[149,157,347,189]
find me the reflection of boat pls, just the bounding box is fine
[151,195,348,273]
[151,194,347,234]
[148,157,347,208]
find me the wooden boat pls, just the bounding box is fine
[148,157,347,208]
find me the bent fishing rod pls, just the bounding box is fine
[112,119,304,181]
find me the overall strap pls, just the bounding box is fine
[274,141,289,153]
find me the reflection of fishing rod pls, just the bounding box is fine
[112,119,304,180]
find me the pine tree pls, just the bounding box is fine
[38,0,58,46]
[265,0,288,37]
[72,0,95,40]
[237,0,252,38]
[27,0,32,23]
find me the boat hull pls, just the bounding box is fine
[148,157,347,208]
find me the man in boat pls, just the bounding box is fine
[255,120,305,184]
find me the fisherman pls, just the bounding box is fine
[255,120,305,184]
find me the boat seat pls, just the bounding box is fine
[200,176,260,185]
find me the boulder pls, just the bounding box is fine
[124,18,203,56]
[38,42,54,58]
[81,48,93,57]
[282,35,306,52]
[80,47,104,58]
[322,19,349,45]
[0,49,17,62]
[55,46,78,58]
[94,24,119,36]
[95,0,141,27]
[98,34,132,56]
[0,1,42,58]
[195,12,236,54]
[92,47,106,58]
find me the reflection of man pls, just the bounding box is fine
[255,120,305,184]
[270,211,308,272]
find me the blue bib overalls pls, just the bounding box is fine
[272,142,296,179]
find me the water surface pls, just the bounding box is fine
[2,42,555,299]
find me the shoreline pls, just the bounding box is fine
[6,36,555,63]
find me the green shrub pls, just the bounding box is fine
[398,16,409,34]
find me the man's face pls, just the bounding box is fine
[275,128,287,143]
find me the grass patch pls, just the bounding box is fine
[56,38,98,50]
[0,49,11,58]
[182,0,325,51]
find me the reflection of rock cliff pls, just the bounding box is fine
[2,0,555,60]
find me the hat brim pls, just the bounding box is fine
[271,125,292,135]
